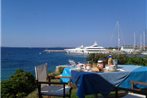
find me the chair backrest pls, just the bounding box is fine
[35,63,48,82]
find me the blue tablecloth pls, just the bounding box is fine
[61,65,147,98]
[119,66,147,89]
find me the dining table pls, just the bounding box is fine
[60,65,147,98]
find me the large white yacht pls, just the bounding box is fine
[64,42,109,54]
[64,45,85,54]
[84,42,109,54]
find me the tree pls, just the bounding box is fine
[1,69,36,98]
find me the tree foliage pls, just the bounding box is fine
[87,53,147,66]
[1,69,36,98]
[126,56,147,66]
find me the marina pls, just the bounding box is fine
[2,0,147,98]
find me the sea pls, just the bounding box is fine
[1,47,87,80]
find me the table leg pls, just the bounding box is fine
[115,88,118,98]
[94,94,98,98]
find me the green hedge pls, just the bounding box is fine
[87,54,147,66]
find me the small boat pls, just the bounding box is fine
[141,51,147,55]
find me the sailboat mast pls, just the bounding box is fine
[143,31,145,50]
[133,32,136,49]
[140,34,142,50]
[117,21,120,51]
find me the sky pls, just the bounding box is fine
[2,0,147,47]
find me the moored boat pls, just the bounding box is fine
[141,51,147,55]
[64,42,109,54]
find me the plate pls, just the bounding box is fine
[117,69,125,72]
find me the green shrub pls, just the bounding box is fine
[1,69,36,98]
[113,54,128,64]
[87,53,147,66]
[87,53,108,63]
[126,56,147,66]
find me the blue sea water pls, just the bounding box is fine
[1,47,87,80]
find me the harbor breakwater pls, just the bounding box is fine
[44,49,66,53]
